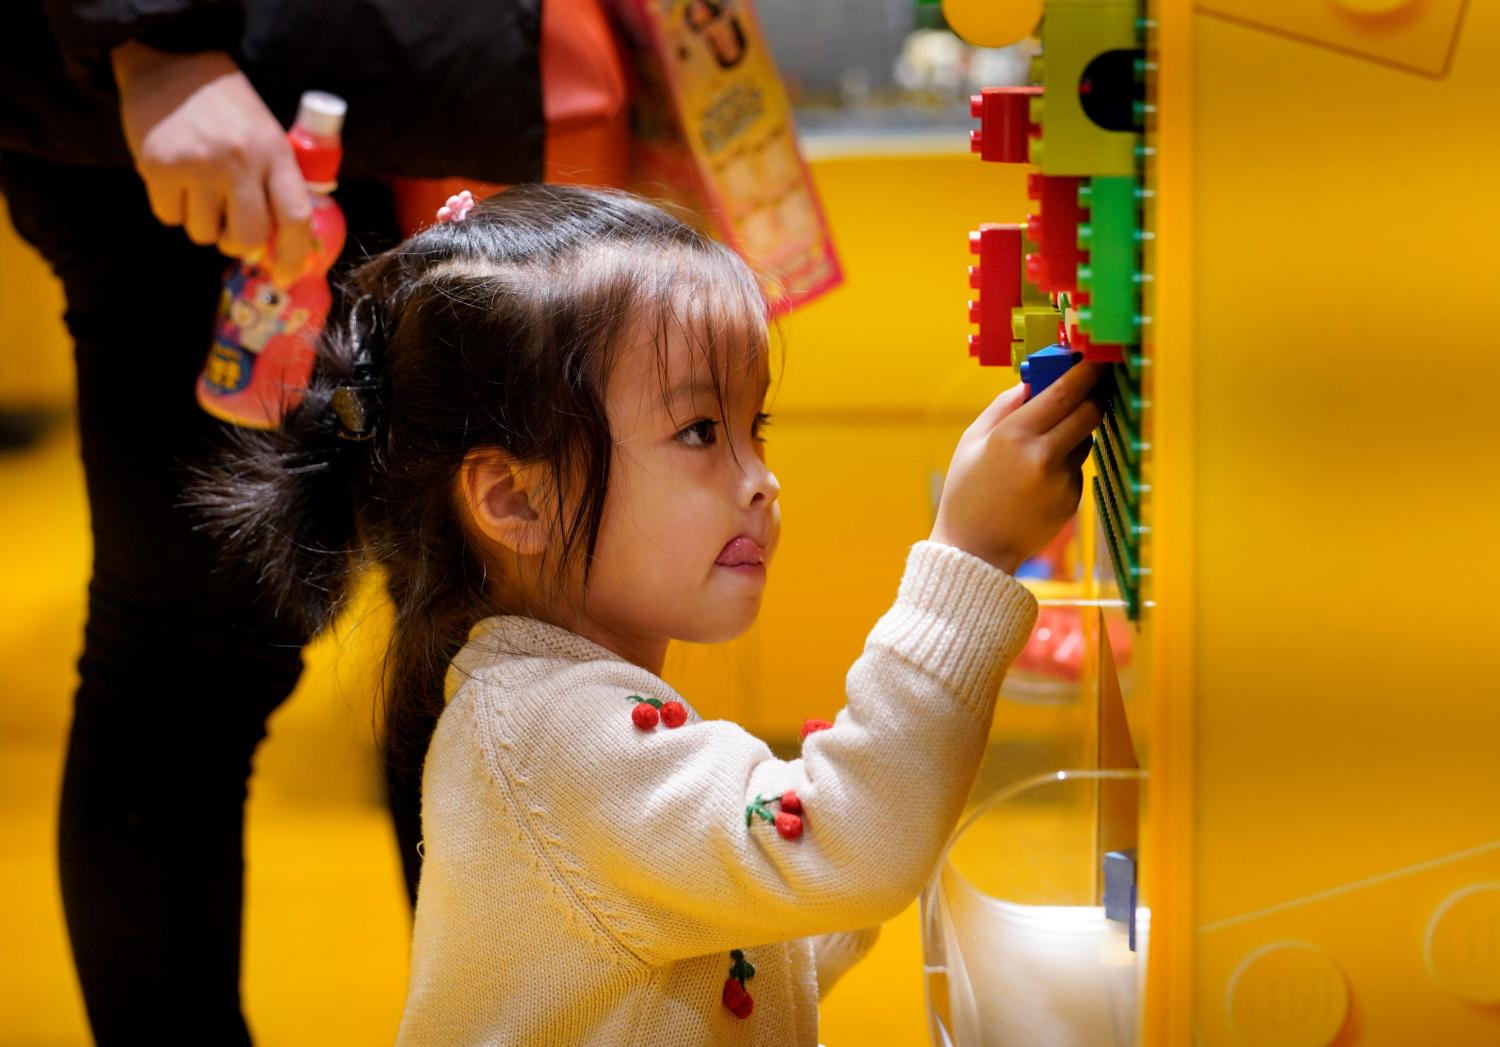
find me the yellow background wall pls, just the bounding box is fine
[1177,4,1500,1042]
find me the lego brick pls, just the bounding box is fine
[1011,305,1064,357]
[967,224,1024,368]
[1102,403,1142,467]
[1025,173,1085,296]
[1032,4,1140,177]
[969,87,1042,164]
[1095,425,1141,535]
[1020,226,1052,309]
[1103,849,1139,952]
[1019,344,1082,399]
[1076,177,1140,345]
[1093,476,1142,619]
[1195,0,1464,77]
[1067,316,1126,363]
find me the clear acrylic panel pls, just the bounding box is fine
[922,769,1148,1047]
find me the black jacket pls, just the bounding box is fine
[0,0,544,183]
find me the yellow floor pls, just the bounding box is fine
[0,422,933,1044]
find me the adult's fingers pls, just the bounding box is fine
[183,184,225,246]
[1012,360,1101,435]
[144,176,186,228]
[219,176,271,261]
[266,149,313,286]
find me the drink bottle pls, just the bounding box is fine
[197,90,348,427]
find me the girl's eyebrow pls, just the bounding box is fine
[664,371,770,409]
[667,375,718,403]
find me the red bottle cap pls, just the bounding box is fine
[289,91,346,189]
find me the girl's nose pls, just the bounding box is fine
[746,460,780,508]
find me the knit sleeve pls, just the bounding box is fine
[809,926,881,999]
[480,540,1037,966]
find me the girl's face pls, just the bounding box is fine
[569,317,779,674]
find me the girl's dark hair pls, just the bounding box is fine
[187,184,771,771]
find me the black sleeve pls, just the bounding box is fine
[42,0,244,66]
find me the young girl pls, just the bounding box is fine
[195,184,1100,1045]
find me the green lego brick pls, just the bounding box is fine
[1076,177,1140,345]
[1104,360,1144,428]
[1093,477,1141,620]
[1093,429,1140,535]
[1032,4,1139,178]
[1102,402,1142,467]
[1094,409,1142,505]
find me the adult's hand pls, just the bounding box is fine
[111,42,313,286]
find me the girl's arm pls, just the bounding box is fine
[809,926,881,999]
[469,539,1036,966]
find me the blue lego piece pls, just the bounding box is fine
[1019,344,1083,399]
[1103,848,1138,952]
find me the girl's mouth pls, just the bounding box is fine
[715,536,766,568]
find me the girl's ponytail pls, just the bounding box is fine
[184,294,386,639]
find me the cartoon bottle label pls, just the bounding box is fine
[196,90,347,429]
[195,197,343,428]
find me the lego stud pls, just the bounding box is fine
[1424,884,1500,1003]
[1226,942,1349,1046]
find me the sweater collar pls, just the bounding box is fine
[464,614,629,667]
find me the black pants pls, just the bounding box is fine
[1,152,422,1045]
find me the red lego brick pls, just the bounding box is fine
[969,87,1042,164]
[1067,318,1125,363]
[1024,173,1085,296]
[967,223,1024,367]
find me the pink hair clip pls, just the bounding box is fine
[436,189,475,224]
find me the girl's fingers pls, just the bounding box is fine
[1064,434,1094,473]
[971,382,1029,434]
[1012,361,1100,435]
[1047,395,1104,461]
[183,184,225,246]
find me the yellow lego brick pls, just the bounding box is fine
[1033,4,1140,177]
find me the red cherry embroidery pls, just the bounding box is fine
[660,700,688,728]
[723,949,756,1019]
[722,978,754,1018]
[745,792,806,839]
[800,718,833,740]
[631,702,659,730]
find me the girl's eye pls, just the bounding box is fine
[752,412,773,441]
[677,419,718,447]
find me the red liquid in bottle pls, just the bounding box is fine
[197,91,348,428]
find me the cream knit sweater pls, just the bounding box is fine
[396,541,1038,1046]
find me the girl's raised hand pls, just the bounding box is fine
[930,362,1103,574]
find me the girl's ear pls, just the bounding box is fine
[458,448,551,558]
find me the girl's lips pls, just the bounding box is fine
[716,536,766,567]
